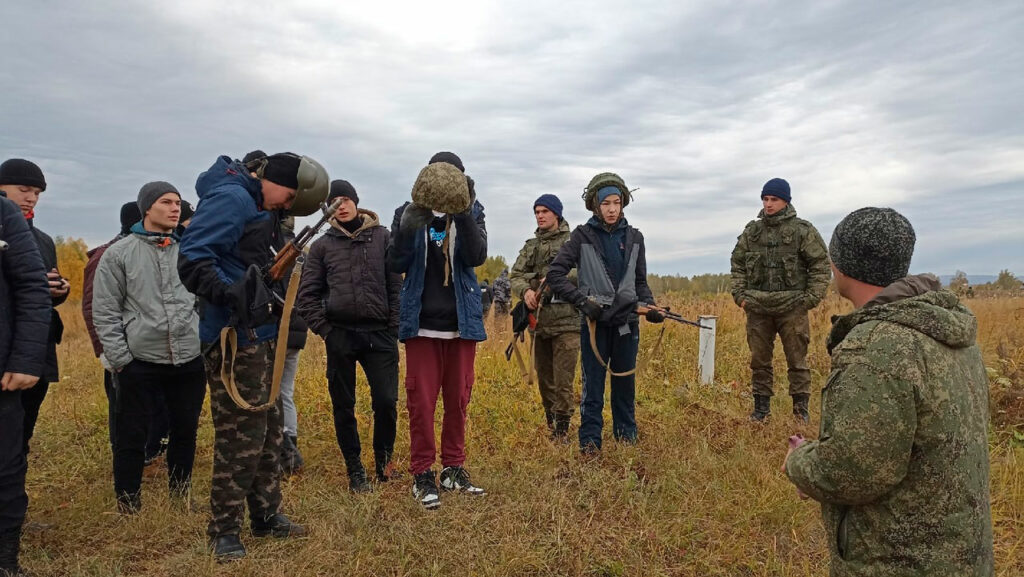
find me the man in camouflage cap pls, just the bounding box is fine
[784,207,993,576]
[730,178,830,422]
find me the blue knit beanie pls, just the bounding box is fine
[596,186,621,204]
[533,194,563,219]
[761,178,791,203]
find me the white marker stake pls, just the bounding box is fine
[698,315,717,385]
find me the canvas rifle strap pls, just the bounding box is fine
[507,288,546,384]
[586,317,665,378]
[219,264,302,412]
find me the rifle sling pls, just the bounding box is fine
[586,317,665,378]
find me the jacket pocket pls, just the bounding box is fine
[745,253,763,286]
[782,254,800,288]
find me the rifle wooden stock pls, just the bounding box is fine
[267,243,301,282]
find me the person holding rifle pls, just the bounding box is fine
[546,173,664,455]
[509,194,579,441]
[178,152,328,561]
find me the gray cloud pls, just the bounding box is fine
[2,0,1021,276]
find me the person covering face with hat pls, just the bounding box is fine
[784,207,994,576]
[509,193,580,441]
[546,172,664,455]
[729,178,830,423]
[177,151,328,560]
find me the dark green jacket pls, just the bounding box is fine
[509,220,577,337]
[786,275,993,577]
[729,204,830,316]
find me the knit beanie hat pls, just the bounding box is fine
[137,181,180,216]
[119,202,142,235]
[596,186,621,204]
[262,153,302,189]
[180,199,194,222]
[428,151,465,173]
[761,178,791,203]
[242,150,267,165]
[829,207,916,287]
[328,179,359,205]
[534,194,563,219]
[0,159,47,191]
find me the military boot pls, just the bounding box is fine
[115,491,141,515]
[749,394,771,422]
[210,534,246,562]
[792,394,810,423]
[346,458,372,494]
[544,410,555,432]
[551,415,571,443]
[251,513,306,538]
[0,527,28,576]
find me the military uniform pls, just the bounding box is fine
[786,275,993,576]
[510,219,579,432]
[730,204,829,402]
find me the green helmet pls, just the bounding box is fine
[289,156,330,216]
[583,172,631,211]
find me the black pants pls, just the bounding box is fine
[20,379,48,456]
[112,357,206,500]
[0,392,26,532]
[144,387,170,461]
[325,328,399,469]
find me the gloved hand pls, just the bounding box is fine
[578,298,603,321]
[400,203,436,232]
[645,308,666,323]
[463,176,476,214]
[227,264,276,328]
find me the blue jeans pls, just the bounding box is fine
[578,321,639,450]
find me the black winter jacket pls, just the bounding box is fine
[28,220,66,382]
[0,196,51,378]
[295,210,401,337]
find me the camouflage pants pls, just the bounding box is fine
[533,331,579,420]
[745,308,811,397]
[203,341,283,538]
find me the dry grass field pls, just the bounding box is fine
[19,292,1024,576]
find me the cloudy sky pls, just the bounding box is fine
[2,1,1022,276]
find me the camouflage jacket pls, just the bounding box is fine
[786,275,993,577]
[729,204,830,316]
[510,219,577,337]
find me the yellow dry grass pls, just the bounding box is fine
[22,294,1024,576]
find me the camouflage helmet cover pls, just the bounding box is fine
[411,162,470,214]
[583,172,631,211]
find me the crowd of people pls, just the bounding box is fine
[0,151,995,575]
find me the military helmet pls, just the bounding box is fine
[583,172,631,211]
[289,155,330,216]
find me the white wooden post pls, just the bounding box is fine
[698,315,717,385]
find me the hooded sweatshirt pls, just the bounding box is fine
[786,274,993,577]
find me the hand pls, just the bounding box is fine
[578,299,603,321]
[739,300,746,309]
[47,269,69,297]
[1,372,40,391]
[781,435,809,500]
[400,203,435,232]
[524,289,539,310]
[645,307,666,323]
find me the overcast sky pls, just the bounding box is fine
[2,1,1021,276]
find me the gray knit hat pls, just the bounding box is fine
[137,181,180,215]
[829,207,916,287]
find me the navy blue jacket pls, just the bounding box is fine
[178,156,279,345]
[0,195,50,378]
[390,202,488,342]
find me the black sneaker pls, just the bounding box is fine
[348,467,372,494]
[439,466,486,496]
[115,491,141,515]
[250,513,306,538]
[412,471,441,510]
[210,534,246,562]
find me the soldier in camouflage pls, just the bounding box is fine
[510,194,579,441]
[785,207,993,577]
[730,178,830,422]
[492,269,511,317]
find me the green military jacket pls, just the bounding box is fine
[729,204,830,316]
[510,219,578,337]
[786,275,993,577]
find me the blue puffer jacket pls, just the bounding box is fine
[0,195,51,377]
[390,201,488,342]
[178,156,279,345]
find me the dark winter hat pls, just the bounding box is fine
[328,179,359,205]
[119,202,142,235]
[262,153,302,189]
[428,151,465,173]
[829,207,916,287]
[761,178,791,203]
[137,181,181,216]
[180,199,194,222]
[534,194,563,219]
[0,158,47,191]
[242,150,267,165]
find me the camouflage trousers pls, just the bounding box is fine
[203,341,283,538]
[745,307,811,397]
[533,331,579,420]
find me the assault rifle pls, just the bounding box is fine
[636,304,711,330]
[265,198,343,287]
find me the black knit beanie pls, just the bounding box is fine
[180,199,194,222]
[328,179,359,205]
[829,207,916,287]
[262,153,301,189]
[242,150,266,166]
[120,202,142,235]
[0,158,46,191]
[429,151,465,173]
